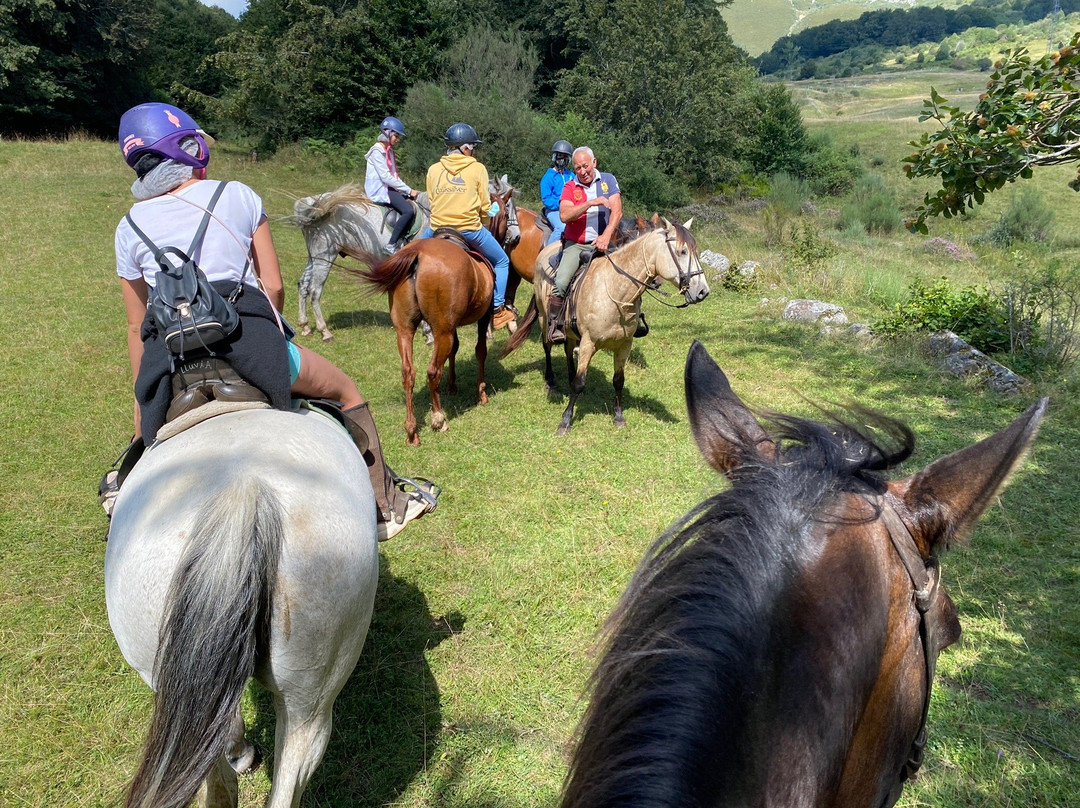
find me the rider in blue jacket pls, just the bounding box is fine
[540,140,573,246]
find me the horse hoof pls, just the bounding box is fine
[407,434,421,447]
[321,332,334,343]
[300,325,312,337]
[228,742,262,775]
[507,321,518,334]
[614,417,627,429]
[478,393,489,405]
[556,425,570,437]
[431,413,448,432]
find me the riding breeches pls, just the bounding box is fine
[386,189,414,245]
[554,241,593,298]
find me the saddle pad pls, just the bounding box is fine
[155,400,271,444]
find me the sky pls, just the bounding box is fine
[198,0,248,18]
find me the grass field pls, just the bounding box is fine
[1,109,1078,807]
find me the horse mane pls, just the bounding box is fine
[561,407,913,808]
[284,184,374,228]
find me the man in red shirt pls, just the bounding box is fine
[547,146,622,344]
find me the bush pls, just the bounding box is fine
[801,133,862,196]
[838,174,901,234]
[768,171,810,216]
[983,185,1054,247]
[874,276,1011,353]
[995,259,1080,376]
[785,219,836,275]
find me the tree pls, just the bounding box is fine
[905,33,1080,232]
[211,0,447,147]
[556,0,759,186]
[0,0,155,135]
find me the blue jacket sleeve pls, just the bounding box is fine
[540,169,561,212]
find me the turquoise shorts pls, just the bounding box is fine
[287,341,301,384]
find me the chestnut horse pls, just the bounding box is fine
[561,341,1047,808]
[342,186,514,445]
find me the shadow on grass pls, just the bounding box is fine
[326,309,394,331]
[248,558,462,805]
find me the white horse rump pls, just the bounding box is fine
[105,408,378,808]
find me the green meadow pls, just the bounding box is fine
[2,75,1078,806]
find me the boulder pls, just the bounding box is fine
[922,330,1028,395]
[782,299,849,326]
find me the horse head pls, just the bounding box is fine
[646,217,709,305]
[561,341,1046,808]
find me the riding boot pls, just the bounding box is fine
[634,311,649,338]
[546,294,566,345]
[341,403,440,541]
[99,436,147,525]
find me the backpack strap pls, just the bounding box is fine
[185,180,230,259]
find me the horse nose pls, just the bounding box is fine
[696,285,710,302]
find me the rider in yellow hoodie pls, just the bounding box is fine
[423,122,514,330]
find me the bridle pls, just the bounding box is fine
[604,230,705,308]
[876,494,941,804]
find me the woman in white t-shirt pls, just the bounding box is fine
[104,103,437,540]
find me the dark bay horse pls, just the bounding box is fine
[342,187,515,445]
[561,341,1047,808]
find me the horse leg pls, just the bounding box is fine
[310,277,333,342]
[397,326,420,446]
[447,331,460,395]
[612,340,633,428]
[429,330,454,433]
[197,756,239,808]
[264,694,336,808]
[476,320,489,405]
[544,341,558,398]
[505,275,522,334]
[558,339,596,437]
[564,339,577,386]
[297,263,313,337]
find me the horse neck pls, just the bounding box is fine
[562,479,910,808]
[599,232,662,300]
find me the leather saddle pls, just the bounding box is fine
[166,356,270,423]
[432,227,495,276]
[382,199,425,240]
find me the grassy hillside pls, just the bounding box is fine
[1,102,1078,808]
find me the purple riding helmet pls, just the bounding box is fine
[118,102,210,171]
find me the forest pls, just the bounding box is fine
[1,0,862,209]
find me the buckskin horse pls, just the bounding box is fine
[560,341,1047,808]
[341,184,515,446]
[105,406,380,808]
[502,217,709,435]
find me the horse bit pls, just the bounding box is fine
[606,235,705,308]
[876,494,942,803]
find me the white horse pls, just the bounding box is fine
[288,186,431,342]
[105,407,379,808]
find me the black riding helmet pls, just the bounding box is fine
[552,139,572,167]
[445,123,482,148]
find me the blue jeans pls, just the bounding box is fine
[544,209,565,246]
[421,226,510,307]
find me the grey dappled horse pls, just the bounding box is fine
[105,407,379,808]
[288,185,431,341]
[289,177,517,342]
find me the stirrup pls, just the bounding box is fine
[392,474,441,512]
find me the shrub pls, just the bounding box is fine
[785,219,836,275]
[995,259,1080,376]
[874,277,1011,353]
[768,171,810,216]
[838,174,901,234]
[801,133,862,196]
[983,185,1054,247]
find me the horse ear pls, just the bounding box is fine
[684,341,776,477]
[683,217,694,229]
[650,213,662,226]
[893,398,1047,554]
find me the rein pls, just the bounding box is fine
[603,233,704,309]
[877,494,940,793]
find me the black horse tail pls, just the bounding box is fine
[124,481,282,808]
[501,295,539,358]
[338,246,420,296]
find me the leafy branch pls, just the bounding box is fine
[904,31,1080,233]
